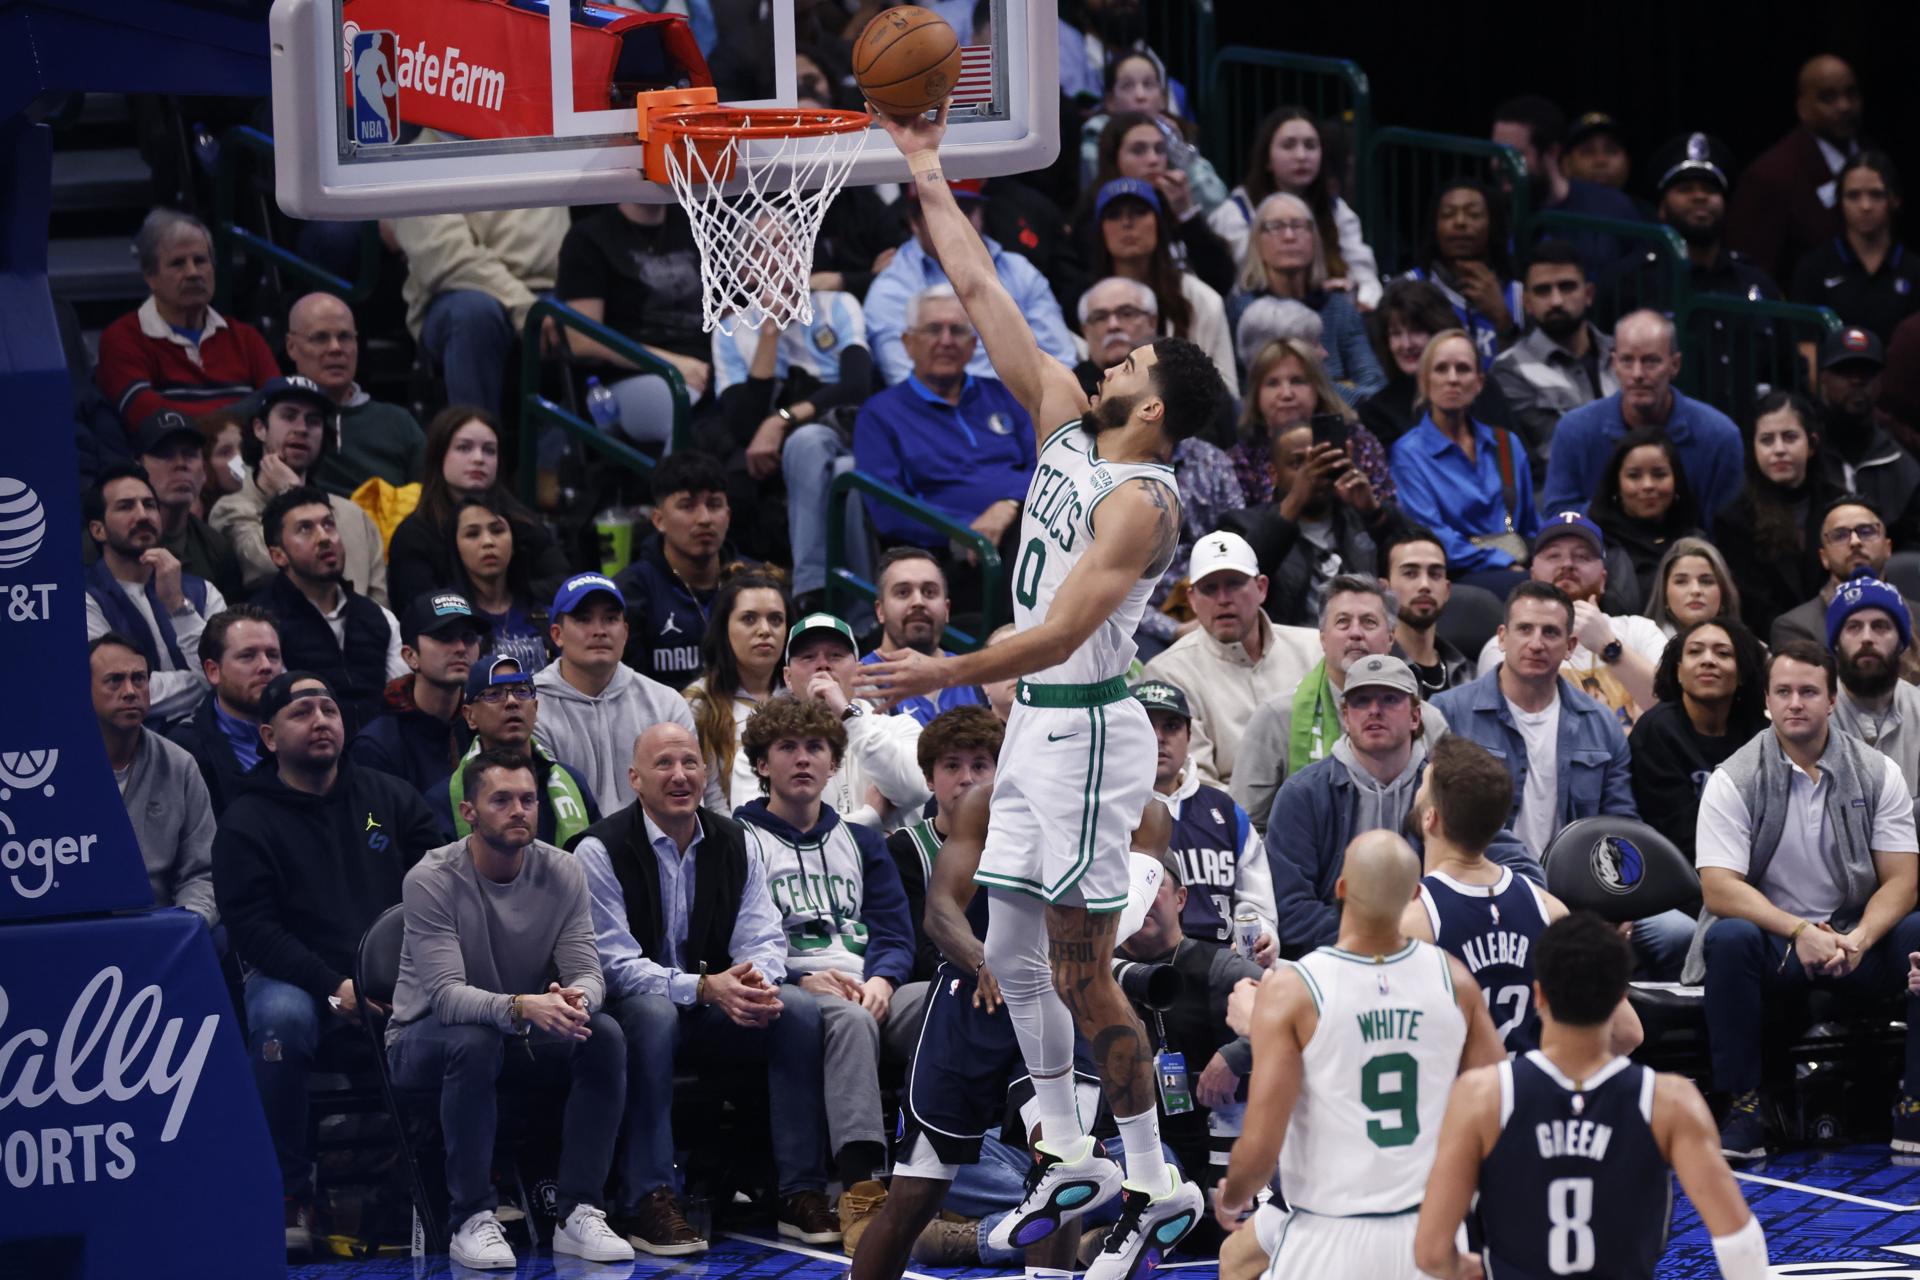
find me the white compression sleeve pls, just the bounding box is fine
[984,890,1084,1143]
[1709,1215,1767,1280]
[1116,852,1165,946]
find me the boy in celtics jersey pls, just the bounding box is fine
[1214,831,1503,1278]
[861,103,1232,1278]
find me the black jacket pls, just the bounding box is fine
[255,573,393,738]
[347,674,472,793]
[164,692,264,815]
[1222,500,1413,626]
[212,756,443,1000]
[386,502,572,617]
[614,532,755,689]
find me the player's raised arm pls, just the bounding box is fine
[858,475,1178,702]
[870,103,1088,435]
[1653,1074,1769,1278]
[1413,1066,1501,1280]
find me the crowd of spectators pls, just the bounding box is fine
[65,14,1920,1268]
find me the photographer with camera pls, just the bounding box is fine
[1115,846,1264,1249]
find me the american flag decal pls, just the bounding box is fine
[950,46,995,106]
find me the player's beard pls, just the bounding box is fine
[1081,390,1142,437]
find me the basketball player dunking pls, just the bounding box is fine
[859,103,1231,1279]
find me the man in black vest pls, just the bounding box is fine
[253,485,405,737]
[83,461,226,724]
[1133,681,1276,963]
[575,723,837,1255]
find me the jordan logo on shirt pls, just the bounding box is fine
[660,615,681,635]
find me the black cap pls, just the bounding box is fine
[1564,111,1624,149]
[258,670,335,725]
[1651,131,1734,194]
[134,409,202,457]
[256,374,335,418]
[1130,679,1192,720]
[1820,326,1886,371]
[400,590,489,647]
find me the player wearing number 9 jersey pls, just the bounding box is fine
[1415,914,1768,1280]
[861,101,1234,1280]
[1214,832,1504,1278]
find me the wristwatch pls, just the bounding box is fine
[841,700,867,723]
[776,405,797,425]
[1599,639,1624,665]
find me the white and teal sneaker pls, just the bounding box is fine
[1083,1175,1204,1280]
[985,1136,1125,1252]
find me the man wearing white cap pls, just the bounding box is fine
[1142,530,1319,792]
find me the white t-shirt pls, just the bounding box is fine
[1505,694,1561,858]
[1695,742,1918,921]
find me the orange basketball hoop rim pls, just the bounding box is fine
[635,87,873,187]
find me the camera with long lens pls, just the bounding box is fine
[1112,957,1183,1010]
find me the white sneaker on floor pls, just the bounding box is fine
[554,1204,638,1263]
[984,1135,1125,1252]
[1084,1174,1204,1280]
[449,1210,517,1270]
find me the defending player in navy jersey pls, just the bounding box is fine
[861,104,1233,1277]
[1415,914,1767,1280]
[1213,832,1503,1278]
[1400,737,1642,1057]
[850,786,1174,1280]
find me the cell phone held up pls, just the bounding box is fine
[1309,412,1351,453]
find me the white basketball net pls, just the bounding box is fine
[660,120,870,336]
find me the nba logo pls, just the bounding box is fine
[350,30,400,147]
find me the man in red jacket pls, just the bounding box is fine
[1726,54,1866,287]
[95,208,280,431]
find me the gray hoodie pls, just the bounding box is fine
[532,661,725,814]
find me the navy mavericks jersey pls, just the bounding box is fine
[1480,1052,1670,1280]
[1419,867,1552,1053]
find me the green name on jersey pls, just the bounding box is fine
[1356,1007,1425,1043]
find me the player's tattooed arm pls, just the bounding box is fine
[1138,477,1181,580]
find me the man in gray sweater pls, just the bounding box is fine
[91,632,217,926]
[386,746,635,1269]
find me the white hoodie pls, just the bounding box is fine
[532,660,725,814]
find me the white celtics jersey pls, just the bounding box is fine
[1013,421,1178,685]
[1279,940,1467,1216]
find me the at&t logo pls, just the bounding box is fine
[0,477,57,623]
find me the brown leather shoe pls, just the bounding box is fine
[779,1189,844,1244]
[614,1186,709,1257]
[839,1179,889,1255]
[910,1216,981,1265]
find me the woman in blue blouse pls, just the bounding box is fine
[1389,329,1538,595]
[1228,192,1386,403]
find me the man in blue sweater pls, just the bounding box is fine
[1538,309,1745,528]
[853,285,1037,560]
[735,696,914,1250]
[1265,654,1541,955]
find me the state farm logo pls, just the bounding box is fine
[0,751,98,901]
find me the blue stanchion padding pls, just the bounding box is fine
[0,910,283,1277]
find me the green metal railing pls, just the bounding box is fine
[1520,211,1690,324]
[1360,129,1529,278]
[1141,0,1217,116]
[1203,49,1372,189]
[1675,296,1841,426]
[825,470,1003,653]
[515,299,690,503]
[212,126,383,312]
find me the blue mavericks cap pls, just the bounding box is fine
[550,572,626,617]
[465,654,534,698]
[1533,511,1604,556]
[1095,177,1162,221]
[1827,569,1913,653]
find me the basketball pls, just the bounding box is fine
[853,5,963,117]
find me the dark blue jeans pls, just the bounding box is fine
[388,1009,625,1232]
[610,990,828,1208]
[243,973,326,1198]
[1703,911,1920,1095]
[419,288,516,417]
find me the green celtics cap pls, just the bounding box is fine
[786,612,858,661]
